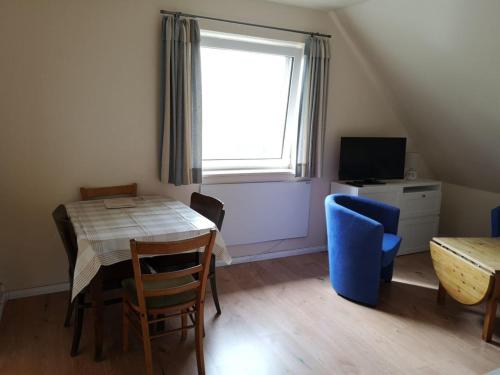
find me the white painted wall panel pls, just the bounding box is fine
[201,181,311,246]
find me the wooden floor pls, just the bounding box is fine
[1,252,500,374]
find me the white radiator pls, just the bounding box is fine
[201,181,311,246]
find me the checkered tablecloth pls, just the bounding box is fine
[65,196,232,300]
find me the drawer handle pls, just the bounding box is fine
[422,194,426,198]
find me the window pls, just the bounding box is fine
[200,31,304,173]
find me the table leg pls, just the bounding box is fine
[482,297,497,342]
[91,271,104,361]
[483,275,500,342]
[437,282,446,304]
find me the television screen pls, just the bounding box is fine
[338,137,406,181]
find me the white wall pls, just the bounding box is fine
[332,0,500,238]
[334,0,500,193]
[0,0,420,292]
[440,183,500,237]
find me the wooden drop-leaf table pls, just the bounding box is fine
[430,237,500,342]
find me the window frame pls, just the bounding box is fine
[200,31,304,174]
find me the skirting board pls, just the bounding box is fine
[3,246,327,303]
[6,282,70,301]
[215,245,326,267]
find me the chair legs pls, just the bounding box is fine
[64,293,75,327]
[139,314,154,375]
[195,308,205,375]
[210,275,221,315]
[209,255,221,315]
[181,310,187,341]
[71,294,85,357]
[122,300,130,352]
[123,305,207,374]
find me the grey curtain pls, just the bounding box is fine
[295,36,331,178]
[160,15,202,186]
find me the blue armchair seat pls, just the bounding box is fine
[382,233,402,267]
[325,194,402,306]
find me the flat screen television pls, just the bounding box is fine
[338,137,406,183]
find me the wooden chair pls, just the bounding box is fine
[190,192,225,233]
[52,205,79,328]
[77,182,143,357]
[80,182,137,201]
[53,205,136,356]
[149,192,225,315]
[53,183,138,356]
[122,230,217,375]
[190,192,225,315]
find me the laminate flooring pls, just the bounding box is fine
[1,252,500,374]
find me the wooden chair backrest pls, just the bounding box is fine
[80,183,138,201]
[52,204,78,272]
[129,230,217,312]
[190,192,225,231]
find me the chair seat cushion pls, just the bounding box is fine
[381,233,402,267]
[122,275,197,309]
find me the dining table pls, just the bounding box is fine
[65,195,232,360]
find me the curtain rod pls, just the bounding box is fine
[160,10,332,39]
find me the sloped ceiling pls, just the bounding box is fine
[334,0,500,192]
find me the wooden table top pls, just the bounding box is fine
[432,237,500,274]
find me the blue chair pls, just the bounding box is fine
[325,194,402,306]
[492,206,500,237]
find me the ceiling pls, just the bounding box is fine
[335,0,500,192]
[266,0,367,10]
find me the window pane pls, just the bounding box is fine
[201,47,293,161]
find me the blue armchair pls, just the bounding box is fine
[325,194,402,306]
[492,206,500,237]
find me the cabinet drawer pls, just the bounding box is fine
[400,190,441,219]
[398,215,439,255]
[359,192,398,207]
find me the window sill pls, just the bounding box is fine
[202,169,302,184]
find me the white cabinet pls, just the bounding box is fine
[330,180,441,255]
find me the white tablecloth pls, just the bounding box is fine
[65,196,231,300]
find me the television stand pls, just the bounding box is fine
[347,179,386,187]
